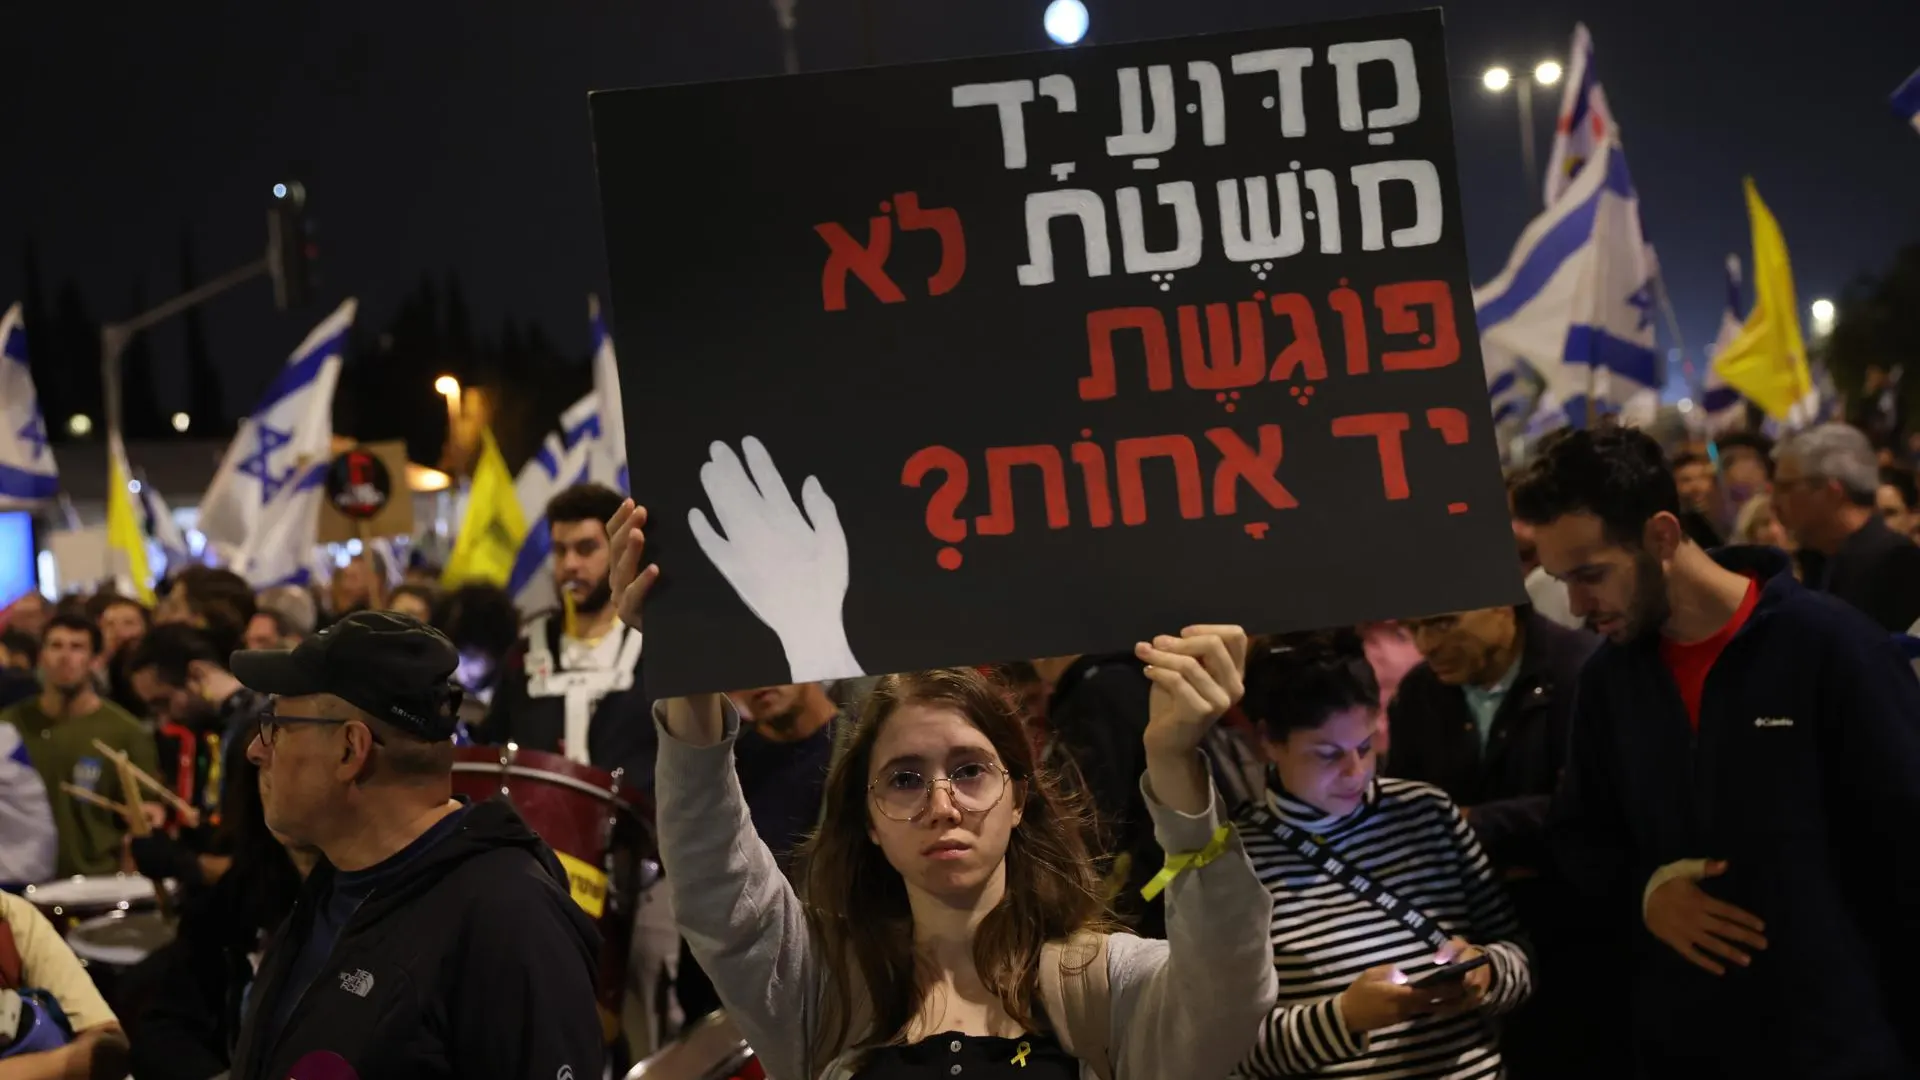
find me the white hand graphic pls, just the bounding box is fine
[688,436,866,683]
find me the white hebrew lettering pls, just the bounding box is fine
[1018,190,1112,286]
[1230,48,1314,137]
[1303,169,1343,254]
[1351,159,1442,250]
[1038,73,1077,112]
[953,80,1037,169]
[1328,40,1420,134]
[1106,65,1178,157]
[1186,61,1226,146]
[1117,181,1203,274]
[1216,175,1306,263]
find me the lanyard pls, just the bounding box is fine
[1244,803,1451,951]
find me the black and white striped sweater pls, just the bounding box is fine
[1233,777,1532,1078]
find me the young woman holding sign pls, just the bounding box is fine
[1233,633,1532,1079]
[606,500,1276,1080]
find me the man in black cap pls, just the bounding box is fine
[226,611,603,1080]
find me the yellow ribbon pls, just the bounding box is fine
[1011,1041,1031,1067]
[1140,824,1233,901]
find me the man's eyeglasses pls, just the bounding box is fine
[256,701,381,748]
[868,762,1013,821]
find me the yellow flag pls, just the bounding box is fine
[1711,179,1814,421]
[105,434,155,605]
[442,427,527,588]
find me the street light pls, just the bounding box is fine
[170,412,191,433]
[434,375,460,401]
[1810,298,1836,337]
[1483,59,1563,206]
[1044,0,1089,45]
[66,414,92,437]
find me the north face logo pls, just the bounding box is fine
[338,969,374,998]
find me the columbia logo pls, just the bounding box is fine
[1754,717,1794,729]
[338,969,374,998]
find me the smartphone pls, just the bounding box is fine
[1403,954,1490,989]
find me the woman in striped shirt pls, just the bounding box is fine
[1234,633,1532,1079]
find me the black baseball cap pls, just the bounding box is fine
[231,610,461,741]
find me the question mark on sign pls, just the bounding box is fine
[902,446,970,570]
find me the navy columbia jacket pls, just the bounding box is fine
[1552,546,1920,1080]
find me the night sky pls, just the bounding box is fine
[4,1,1918,423]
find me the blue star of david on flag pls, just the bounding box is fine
[15,411,47,462]
[1626,280,1654,332]
[237,423,297,503]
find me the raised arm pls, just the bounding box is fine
[1109,626,1278,1080]
[609,500,821,1080]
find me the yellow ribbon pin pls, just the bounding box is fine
[1011,1041,1031,1067]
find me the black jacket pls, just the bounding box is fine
[1041,654,1164,939]
[229,798,604,1080]
[1553,546,1920,1079]
[1819,514,1920,633]
[473,619,655,788]
[1387,611,1598,871]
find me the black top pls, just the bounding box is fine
[228,798,604,1080]
[1552,544,1920,1076]
[734,716,838,868]
[1819,514,1920,632]
[853,1032,1076,1080]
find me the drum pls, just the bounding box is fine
[66,909,177,1007]
[624,1012,761,1080]
[451,744,654,1043]
[22,875,160,935]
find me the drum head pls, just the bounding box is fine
[25,874,155,907]
[67,910,176,968]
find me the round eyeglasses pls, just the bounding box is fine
[868,762,1013,821]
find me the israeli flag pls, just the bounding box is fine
[1894,66,1920,135]
[198,299,354,557]
[0,303,58,506]
[230,458,328,589]
[505,416,595,615]
[1474,138,1659,429]
[136,471,195,575]
[587,295,629,494]
[1701,255,1747,435]
[1544,24,1618,207]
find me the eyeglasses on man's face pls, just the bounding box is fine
[868,761,1012,821]
[256,700,381,749]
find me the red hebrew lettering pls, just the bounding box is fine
[1426,407,1470,445]
[1114,435,1204,526]
[1267,293,1328,383]
[1082,308,1173,401]
[893,192,968,297]
[815,217,905,312]
[1178,301,1266,391]
[975,445,1071,536]
[1332,412,1413,500]
[1071,434,1115,528]
[1377,280,1460,372]
[901,446,970,570]
[1205,425,1298,515]
[1327,282,1370,376]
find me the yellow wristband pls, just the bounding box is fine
[1140,824,1233,901]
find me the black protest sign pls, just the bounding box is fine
[592,9,1522,699]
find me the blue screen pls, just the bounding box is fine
[0,512,34,608]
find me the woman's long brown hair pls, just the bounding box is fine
[799,668,1112,1065]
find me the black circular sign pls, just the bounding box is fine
[325,449,392,520]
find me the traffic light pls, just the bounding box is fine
[268,181,316,310]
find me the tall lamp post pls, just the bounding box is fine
[1482,60,1563,204]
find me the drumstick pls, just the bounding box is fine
[92,739,201,826]
[60,782,134,818]
[112,755,153,839]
